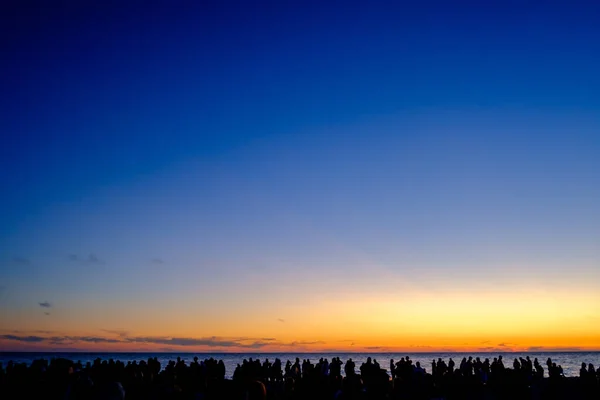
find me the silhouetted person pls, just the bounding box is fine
[534,358,544,378]
[246,380,266,400]
[581,362,588,378]
[344,358,355,377]
[448,357,455,374]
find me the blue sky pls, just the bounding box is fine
[1,1,599,350]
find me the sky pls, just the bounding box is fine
[1,0,599,353]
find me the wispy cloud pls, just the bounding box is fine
[68,253,104,264]
[151,258,164,265]
[1,334,45,343]
[38,301,52,308]
[285,340,326,347]
[44,312,50,316]
[0,258,32,268]
[126,336,272,348]
[527,346,583,352]
[11,257,31,265]
[100,329,129,338]
[277,318,285,323]
[0,333,324,350]
[0,334,123,345]
[53,336,120,345]
[245,341,273,349]
[479,346,507,352]
[87,254,102,264]
[71,336,121,344]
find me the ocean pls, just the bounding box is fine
[1,352,598,378]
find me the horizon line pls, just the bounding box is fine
[2,350,599,354]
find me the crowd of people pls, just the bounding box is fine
[0,354,599,399]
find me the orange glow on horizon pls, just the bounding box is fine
[2,281,599,353]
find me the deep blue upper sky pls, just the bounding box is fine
[1,1,599,309]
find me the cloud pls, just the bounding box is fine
[0,258,31,268]
[286,340,325,346]
[125,336,273,348]
[244,341,272,349]
[68,253,104,264]
[47,336,122,345]
[365,346,383,350]
[87,254,102,264]
[47,338,75,345]
[151,258,164,264]
[277,318,285,323]
[39,301,52,308]
[496,342,516,348]
[242,341,272,349]
[479,347,504,352]
[480,340,491,344]
[100,329,129,338]
[11,257,31,265]
[1,334,122,345]
[0,333,280,349]
[44,312,50,316]
[527,346,583,352]
[1,334,45,343]
[126,337,236,347]
[73,336,121,344]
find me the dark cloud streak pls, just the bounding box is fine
[1,334,45,343]
[68,253,104,264]
[11,257,31,265]
[0,333,316,349]
[126,336,271,348]
[286,340,325,346]
[100,329,129,338]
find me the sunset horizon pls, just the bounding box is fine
[2,1,599,362]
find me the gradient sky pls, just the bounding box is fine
[1,0,599,352]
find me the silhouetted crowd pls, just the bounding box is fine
[1,355,599,399]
